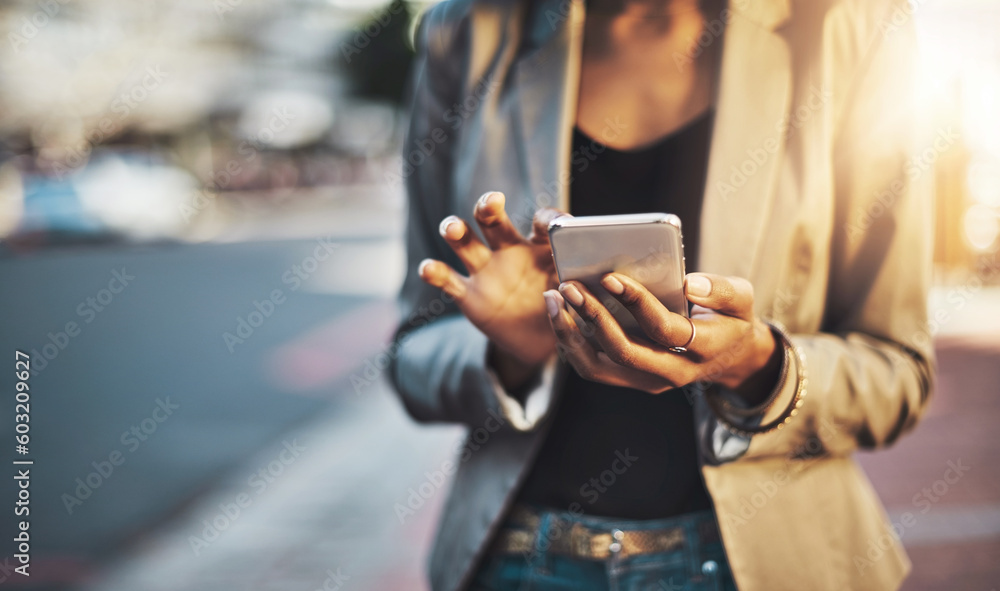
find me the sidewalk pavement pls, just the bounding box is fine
[77,293,1000,591]
[79,377,463,591]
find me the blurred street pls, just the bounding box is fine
[0,188,997,590]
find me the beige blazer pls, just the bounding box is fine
[389,0,935,589]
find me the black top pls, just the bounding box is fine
[515,110,715,519]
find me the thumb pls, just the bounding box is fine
[684,273,755,320]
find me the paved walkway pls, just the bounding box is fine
[73,332,1000,591]
[79,377,462,591]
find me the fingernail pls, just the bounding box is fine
[601,275,624,295]
[439,216,462,239]
[543,291,560,318]
[559,283,584,307]
[687,274,712,298]
[478,191,502,209]
[418,259,433,276]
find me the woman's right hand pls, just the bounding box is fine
[418,191,565,376]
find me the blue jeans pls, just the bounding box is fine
[470,508,738,591]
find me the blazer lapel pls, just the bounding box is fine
[512,0,585,213]
[512,0,792,278]
[699,2,793,279]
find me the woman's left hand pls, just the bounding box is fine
[544,272,782,397]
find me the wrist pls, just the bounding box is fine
[488,343,547,395]
[731,321,782,406]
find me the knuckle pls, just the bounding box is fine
[681,365,702,386]
[601,296,625,316]
[609,343,637,367]
[573,359,596,380]
[620,287,644,307]
[716,280,737,305]
[672,365,695,387]
[553,326,573,345]
[476,209,500,227]
[647,321,675,345]
[580,300,602,322]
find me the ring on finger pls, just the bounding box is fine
[668,316,696,354]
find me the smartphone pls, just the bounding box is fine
[548,213,688,339]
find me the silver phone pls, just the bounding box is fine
[548,213,688,339]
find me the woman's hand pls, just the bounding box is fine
[544,272,782,400]
[419,191,564,379]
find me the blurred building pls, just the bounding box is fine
[0,0,997,281]
[0,0,436,246]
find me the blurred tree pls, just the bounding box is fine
[340,0,416,107]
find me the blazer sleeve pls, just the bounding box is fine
[387,4,553,432]
[704,1,935,463]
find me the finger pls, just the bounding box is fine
[418,258,468,301]
[545,289,603,374]
[529,208,570,245]
[474,192,524,249]
[546,290,647,388]
[439,215,491,273]
[595,352,676,393]
[547,289,690,392]
[684,273,755,321]
[558,281,666,375]
[600,273,701,351]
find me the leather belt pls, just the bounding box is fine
[490,506,719,561]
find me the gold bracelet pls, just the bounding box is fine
[705,321,807,437]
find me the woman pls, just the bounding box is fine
[389,0,933,589]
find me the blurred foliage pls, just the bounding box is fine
[340,0,416,106]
